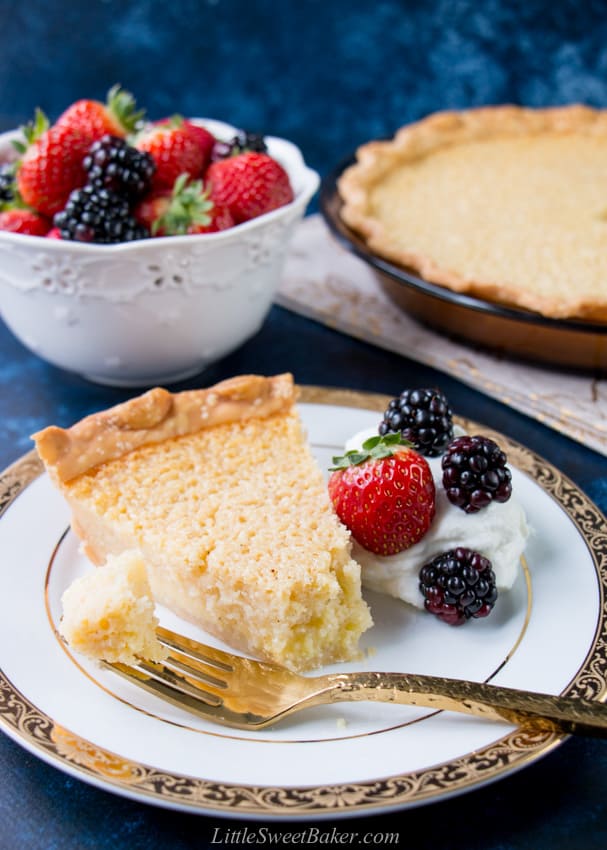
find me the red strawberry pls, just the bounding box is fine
[135,117,206,190]
[183,121,215,171]
[134,174,234,236]
[54,85,144,143]
[15,110,89,216]
[328,434,436,556]
[0,208,50,236]
[46,226,62,239]
[205,151,294,223]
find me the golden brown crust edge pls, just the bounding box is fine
[33,373,297,484]
[338,104,607,321]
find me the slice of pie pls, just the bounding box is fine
[35,373,372,671]
[338,105,607,321]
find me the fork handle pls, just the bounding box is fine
[324,671,607,737]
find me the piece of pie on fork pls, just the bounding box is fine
[34,373,372,672]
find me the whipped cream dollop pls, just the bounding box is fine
[345,428,530,610]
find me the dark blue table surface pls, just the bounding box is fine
[1,304,607,849]
[2,0,607,846]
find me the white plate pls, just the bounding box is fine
[0,386,605,819]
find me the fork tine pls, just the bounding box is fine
[164,650,229,691]
[107,659,224,709]
[106,659,273,728]
[156,626,288,675]
[107,661,240,722]
[129,659,225,705]
[156,626,235,671]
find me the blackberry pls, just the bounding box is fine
[0,164,15,203]
[442,435,512,513]
[419,548,498,625]
[211,130,268,161]
[378,388,453,457]
[83,135,156,201]
[231,130,267,154]
[54,185,149,244]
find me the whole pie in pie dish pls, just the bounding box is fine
[338,105,607,321]
[33,374,372,672]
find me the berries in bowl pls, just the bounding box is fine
[0,87,319,386]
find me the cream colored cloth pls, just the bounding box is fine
[277,215,607,457]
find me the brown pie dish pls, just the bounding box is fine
[321,105,607,371]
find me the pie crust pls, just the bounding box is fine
[33,373,296,483]
[338,105,607,321]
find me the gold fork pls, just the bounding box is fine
[105,626,607,736]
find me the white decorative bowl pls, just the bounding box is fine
[0,119,319,386]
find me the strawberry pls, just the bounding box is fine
[54,85,144,143]
[15,110,89,216]
[134,174,234,235]
[205,151,294,223]
[46,226,62,239]
[328,434,436,556]
[0,208,50,236]
[134,117,207,190]
[182,121,215,171]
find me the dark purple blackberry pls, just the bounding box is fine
[419,548,498,625]
[54,185,149,244]
[442,435,512,513]
[211,130,268,161]
[0,163,15,203]
[83,135,156,201]
[378,388,453,457]
[231,130,267,154]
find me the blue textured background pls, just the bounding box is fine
[2,2,607,848]
[3,0,607,178]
